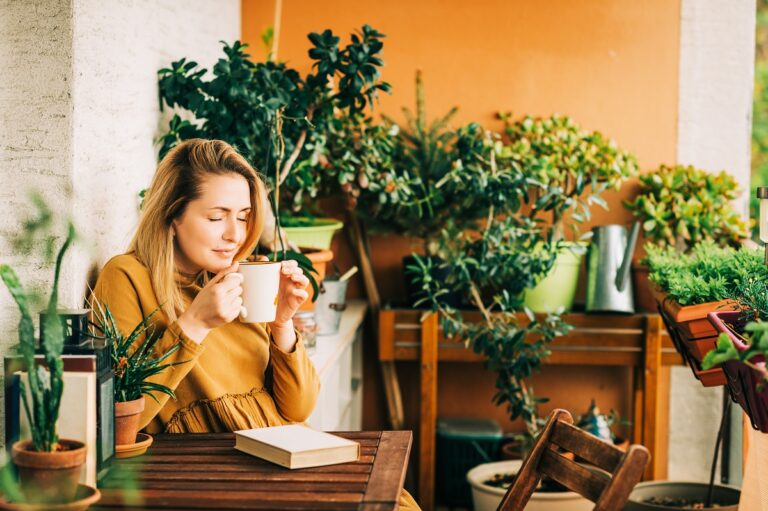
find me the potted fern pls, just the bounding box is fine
[90,303,186,449]
[0,224,89,505]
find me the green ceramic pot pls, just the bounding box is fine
[282,218,343,250]
[523,244,585,313]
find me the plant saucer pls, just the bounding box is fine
[115,432,153,459]
[0,484,100,511]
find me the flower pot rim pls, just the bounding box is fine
[466,459,597,500]
[115,395,146,417]
[11,439,87,469]
[628,480,741,509]
[282,218,344,231]
[652,285,737,323]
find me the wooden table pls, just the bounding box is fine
[378,309,683,510]
[94,431,412,511]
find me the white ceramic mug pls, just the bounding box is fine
[237,261,281,323]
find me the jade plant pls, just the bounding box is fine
[624,164,749,250]
[501,113,638,244]
[702,321,768,386]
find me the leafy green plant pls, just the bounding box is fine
[402,112,638,445]
[702,322,768,384]
[157,27,390,216]
[624,164,749,250]
[644,241,768,306]
[0,222,75,452]
[90,303,187,403]
[359,71,464,255]
[501,113,638,242]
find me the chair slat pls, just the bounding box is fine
[550,420,624,471]
[496,409,650,511]
[539,448,610,503]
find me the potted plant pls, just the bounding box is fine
[466,458,595,511]
[0,222,89,505]
[645,243,767,386]
[90,303,187,449]
[624,164,749,311]
[500,113,638,312]
[157,26,390,263]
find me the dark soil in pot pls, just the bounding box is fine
[625,481,740,510]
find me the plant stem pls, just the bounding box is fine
[706,398,731,507]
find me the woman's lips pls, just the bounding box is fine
[214,249,235,257]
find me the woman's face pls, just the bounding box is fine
[172,173,251,274]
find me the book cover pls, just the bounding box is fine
[234,424,360,469]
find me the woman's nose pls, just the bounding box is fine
[223,217,241,243]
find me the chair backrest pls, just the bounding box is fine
[496,408,650,511]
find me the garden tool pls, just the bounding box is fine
[585,222,640,313]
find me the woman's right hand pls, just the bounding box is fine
[177,262,243,343]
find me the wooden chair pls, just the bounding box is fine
[497,408,650,511]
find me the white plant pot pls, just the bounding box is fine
[466,460,593,511]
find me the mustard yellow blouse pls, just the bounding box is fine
[92,254,320,434]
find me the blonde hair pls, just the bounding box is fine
[129,139,267,322]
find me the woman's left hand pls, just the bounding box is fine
[271,259,310,327]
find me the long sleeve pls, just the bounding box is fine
[92,255,206,429]
[268,329,320,423]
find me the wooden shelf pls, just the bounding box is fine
[378,308,683,508]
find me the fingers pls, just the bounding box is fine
[220,272,244,292]
[209,262,240,286]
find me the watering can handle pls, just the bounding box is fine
[615,221,641,292]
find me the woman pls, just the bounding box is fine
[93,139,419,509]
[94,138,317,434]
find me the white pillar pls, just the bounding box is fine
[669,0,756,482]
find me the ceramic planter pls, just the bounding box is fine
[624,481,740,510]
[466,460,593,511]
[299,249,333,312]
[524,245,584,313]
[708,311,768,432]
[115,396,145,446]
[283,218,343,250]
[11,439,87,504]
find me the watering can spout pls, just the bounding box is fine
[615,221,641,292]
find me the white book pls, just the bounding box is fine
[234,424,360,469]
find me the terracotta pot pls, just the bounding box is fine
[11,439,86,504]
[651,285,737,340]
[115,396,146,446]
[299,248,333,312]
[631,262,657,313]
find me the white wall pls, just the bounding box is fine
[0,0,240,444]
[670,0,756,482]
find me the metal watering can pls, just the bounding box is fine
[585,222,641,313]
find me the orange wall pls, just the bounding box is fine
[242,0,680,434]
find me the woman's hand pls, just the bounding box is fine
[272,259,310,324]
[269,259,310,351]
[177,262,243,343]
